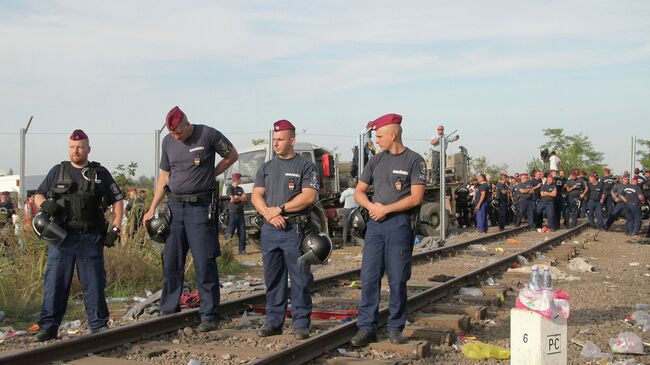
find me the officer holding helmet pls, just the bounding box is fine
[143,106,238,332]
[251,119,320,340]
[350,113,425,347]
[225,173,248,254]
[33,129,124,341]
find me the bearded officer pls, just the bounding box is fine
[350,114,425,347]
[143,106,238,332]
[251,119,319,340]
[33,129,124,341]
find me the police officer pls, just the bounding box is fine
[623,176,645,238]
[577,169,589,218]
[605,175,632,233]
[0,191,14,229]
[514,173,534,228]
[496,174,509,231]
[536,173,557,231]
[225,173,248,254]
[600,168,615,217]
[565,170,582,228]
[350,114,425,347]
[454,185,470,228]
[585,173,605,229]
[143,106,238,332]
[551,170,564,228]
[33,129,124,341]
[474,174,489,234]
[530,170,543,227]
[251,119,319,340]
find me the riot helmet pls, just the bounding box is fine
[349,206,369,239]
[218,209,230,226]
[146,212,170,243]
[297,221,332,266]
[32,211,67,241]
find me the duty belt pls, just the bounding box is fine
[264,214,310,227]
[167,191,213,203]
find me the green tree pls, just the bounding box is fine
[113,162,138,189]
[136,175,154,188]
[470,156,508,180]
[636,139,650,170]
[251,138,266,146]
[526,129,605,174]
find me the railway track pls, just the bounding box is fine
[0,223,588,364]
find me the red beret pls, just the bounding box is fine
[166,106,186,130]
[231,173,242,179]
[69,129,88,141]
[520,173,529,177]
[1,191,9,196]
[370,113,402,130]
[634,167,640,174]
[590,173,598,179]
[500,173,508,178]
[273,119,295,132]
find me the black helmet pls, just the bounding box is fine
[218,209,230,226]
[349,207,369,239]
[490,200,499,209]
[252,214,264,229]
[298,230,332,266]
[146,212,170,243]
[32,211,67,241]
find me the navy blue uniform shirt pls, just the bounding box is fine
[359,148,426,206]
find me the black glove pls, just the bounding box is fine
[40,200,60,216]
[104,229,120,247]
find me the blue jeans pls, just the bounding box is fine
[39,233,108,332]
[358,213,413,332]
[226,211,247,253]
[476,203,488,233]
[161,200,220,321]
[261,223,312,329]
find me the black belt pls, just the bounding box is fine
[264,214,310,226]
[168,191,213,203]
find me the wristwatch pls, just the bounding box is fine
[279,204,286,214]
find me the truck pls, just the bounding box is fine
[219,129,470,246]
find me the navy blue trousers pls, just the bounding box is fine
[226,211,247,253]
[536,199,556,229]
[514,199,534,228]
[161,201,220,321]
[554,197,564,228]
[358,213,413,332]
[603,194,615,218]
[476,203,488,233]
[498,201,508,230]
[261,223,312,329]
[605,202,632,234]
[586,200,604,229]
[39,233,108,332]
[625,203,642,235]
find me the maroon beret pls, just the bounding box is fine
[500,173,508,178]
[634,167,640,174]
[520,173,529,177]
[273,119,295,132]
[232,173,242,179]
[69,129,88,141]
[370,113,402,130]
[1,191,9,196]
[166,106,186,130]
[590,173,598,179]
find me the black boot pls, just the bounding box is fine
[350,329,377,347]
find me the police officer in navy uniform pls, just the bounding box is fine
[143,106,238,332]
[623,176,645,238]
[530,170,543,227]
[577,169,589,217]
[600,168,615,217]
[605,175,633,233]
[536,173,557,231]
[565,170,582,228]
[225,173,248,254]
[551,170,564,228]
[496,174,509,231]
[514,173,535,227]
[454,185,470,228]
[34,129,124,341]
[585,173,605,229]
[350,114,425,347]
[251,119,319,340]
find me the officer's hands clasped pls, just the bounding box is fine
[367,202,388,221]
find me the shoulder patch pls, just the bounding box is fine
[419,160,426,175]
[310,170,319,183]
[110,183,121,195]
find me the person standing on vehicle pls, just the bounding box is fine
[350,114,425,347]
[142,106,238,332]
[34,129,124,341]
[225,173,248,254]
[251,119,319,340]
[339,177,359,245]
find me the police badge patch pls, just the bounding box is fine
[110,183,121,195]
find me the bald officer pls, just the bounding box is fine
[252,120,319,340]
[350,114,425,347]
[143,106,238,332]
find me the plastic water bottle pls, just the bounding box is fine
[541,266,553,290]
[530,265,541,290]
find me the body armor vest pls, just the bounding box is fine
[49,161,107,232]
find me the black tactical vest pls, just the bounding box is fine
[49,161,107,232]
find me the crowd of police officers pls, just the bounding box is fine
[5,106,648,346]
[454,167,650,238]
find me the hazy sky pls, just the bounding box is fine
[1,0,649,178]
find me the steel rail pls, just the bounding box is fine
[0,224,532,365]
[249,223,588,365]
